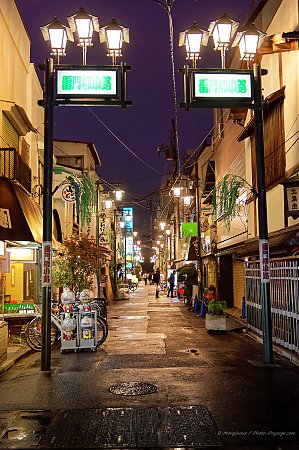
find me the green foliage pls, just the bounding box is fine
[53,233,99,292]
[134,263,142,279]
[66,172,97,227]
[212,174,252,229]
[207,300,227,315]
[177,263,198,299]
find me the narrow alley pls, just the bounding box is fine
[0,284,298,449]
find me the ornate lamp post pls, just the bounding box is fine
[179,16,273,364]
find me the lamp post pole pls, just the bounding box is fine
[41,58,54,371]
[253,63,273,364]
[195,164,203,299]
[95,181,101,299]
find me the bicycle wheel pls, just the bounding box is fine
[25,317,57,352]
[96,316,108,346]
[129,282,137,291]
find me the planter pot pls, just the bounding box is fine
[205,314,228,333]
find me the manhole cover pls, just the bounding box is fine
[109,382,158,396]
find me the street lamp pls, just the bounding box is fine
[104,199,113,209]
[99,18,130,65]
[40,17,74,64]
[173,186,181,197]
[160,222,166,231]
[208,13,239,68]
[179,22,209,68]
[114,189,124,201]
[179,15,273,364]
[232,24,266,64]
[67,7,99,65]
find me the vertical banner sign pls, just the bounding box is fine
[42,241,52,287]
[259,239,270,283]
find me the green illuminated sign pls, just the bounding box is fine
[56,69,117,96]
[194,73,252,99]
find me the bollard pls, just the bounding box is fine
[193,295,199,313]
[240,295,246,318]
[199,298,208,317]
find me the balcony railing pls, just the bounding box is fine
[0,148,31,194]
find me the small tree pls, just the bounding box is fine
[177,263,198,300]
[53,233,99,292]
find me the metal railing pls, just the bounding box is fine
[245,257,299,355]
[0,148,31,194]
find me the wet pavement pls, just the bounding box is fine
[0,284,299,449]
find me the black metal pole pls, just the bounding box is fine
[113,210,117,294]
[195,164,203,300]
[41,58,54,371]
[253,63,273,365]
[96,181,101,299]
[124,224,127,281]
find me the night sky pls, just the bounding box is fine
[15,0,254,233]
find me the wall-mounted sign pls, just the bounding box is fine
[259,239,270,283]
[56,67,117,98]
[62,184,76,203]
[42,241,52,287]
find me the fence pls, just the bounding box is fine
[245,257,299,355]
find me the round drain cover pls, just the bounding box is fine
[109,382,158,396]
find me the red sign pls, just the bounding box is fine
[42,241,52,287]
[259,239,270,283]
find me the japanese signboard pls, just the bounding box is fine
[259,239,270,283]
[286,186,299,217]
[42,241,52,287]
[62,184,76,203]
[194,72,252,99]
[56,68,117,98]
[99,208,109,244]
[0,208,12,230]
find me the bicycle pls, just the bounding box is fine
[128,280,138,291]
[25,300,108,352]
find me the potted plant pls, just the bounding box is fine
[205,299,228,333]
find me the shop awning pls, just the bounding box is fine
[234,224,299,257]
[0,177,43,243]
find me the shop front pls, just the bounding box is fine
[0,177,43,334]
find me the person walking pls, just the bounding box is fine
[143,272,148,285]
[153,268,161,298]
[167,270,176,298]
[148,272,153,285]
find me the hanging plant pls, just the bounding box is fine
[66,172,97,227]
[212,174,254,229]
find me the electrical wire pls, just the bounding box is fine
[87,107,163,176]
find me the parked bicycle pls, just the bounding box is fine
[25,299,108,352]
[128,280,138,291]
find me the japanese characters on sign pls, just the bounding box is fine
[62,184,76,203]
[259,239,270,283]
[194,72,252,99]
[99,209,109,244]
[0,208,12,229]
[42,241,52,287]
[286,186,299,217]
[56,69,117,97]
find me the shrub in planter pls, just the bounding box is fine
[207,300,227,315]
